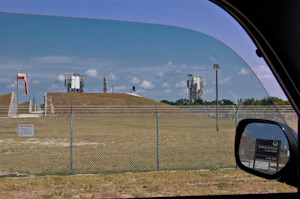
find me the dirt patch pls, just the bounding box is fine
[0,138,102,147]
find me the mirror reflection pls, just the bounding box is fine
[239,122,290,174]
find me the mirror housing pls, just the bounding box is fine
[235,119,298,187]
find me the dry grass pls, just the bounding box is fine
[0,114,236,175]
[46,93,168,106]
[0,169,296,198]
[0,93,11,106]
[0,93,12,115]
[0,102,297,198]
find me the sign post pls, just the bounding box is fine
[18,124,34,137]
[253,139,281,172]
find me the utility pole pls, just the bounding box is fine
[214,64,220,132]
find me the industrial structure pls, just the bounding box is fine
[131,86,137,95]
[64,73,86,93]
[187,74,204,103]
[103,74,108,93]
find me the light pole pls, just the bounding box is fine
[214,64,220,132]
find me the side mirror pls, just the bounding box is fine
[235,119,298,187]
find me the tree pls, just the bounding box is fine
[160,100,176,105]
[270,97,290,105]
[175,99,189,105]
[242,98,256,105]
[240,97,290,105]
[194,99,204,105]
[221,99,234,105]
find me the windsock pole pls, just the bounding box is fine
[16,69,19,134]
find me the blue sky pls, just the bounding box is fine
[0,0,287,104]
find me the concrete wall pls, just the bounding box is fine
[8,92,17,117]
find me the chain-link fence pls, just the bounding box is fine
[0,105,297,176]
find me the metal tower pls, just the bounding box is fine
[187,74,204,103]
[103,74,108,93]
[64,73,86,93]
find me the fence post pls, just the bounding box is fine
[232,105,238,129]
[156,106,160,171]
[44,93,47,116]
[70,105,73,175]
[233,105,239,168]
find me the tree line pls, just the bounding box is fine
[161,96,290,106]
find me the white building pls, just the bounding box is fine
[64,73,85,93]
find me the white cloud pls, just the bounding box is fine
[176,88,188,96]
[130,77,141,84]
[114,85,127,92]
[258,74,272,79]
[34,56,72,63]
[162,82,170,88]
[209,55,218,63]
[237,69,249,75]
[136,88,146,94]
[163,89,172,94]
[0,78,10,83]
[140,80,154,89]
[7,83,16,88]
[219,77,232,85]
[85,69,98,77]
[251,65,287,99]
[166,61,176,69]
[108,73,117,80]
[175,80,186,88]
[191,66,206,70]
[254,65,270,73]
[183,88,189,94]
[32,80,41,84]
[157,71,164,77]
[57,75,65,81]
[49,84,60,90]
[205,88,214,94]
[252,65,273,80]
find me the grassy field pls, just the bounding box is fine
[0,169,296,198]
[0,108,297,198]
[0,113,236,176]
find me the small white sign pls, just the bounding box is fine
[240,148,245,155]
[19,124,34,137]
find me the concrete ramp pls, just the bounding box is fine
[8,92,17,117]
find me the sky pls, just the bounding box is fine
[0,0,287,104]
